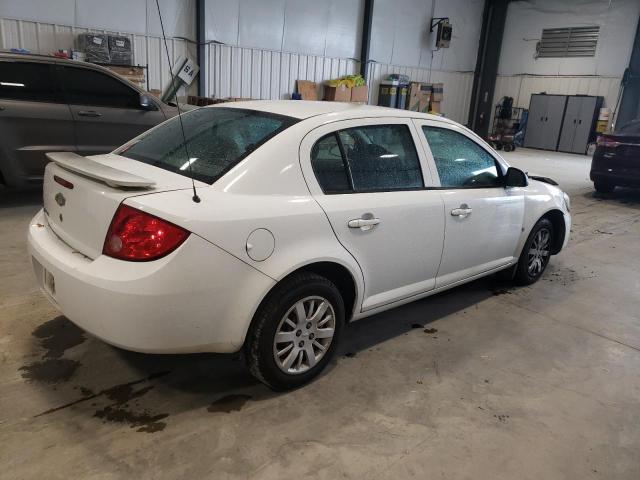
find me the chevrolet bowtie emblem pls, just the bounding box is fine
[55,192,66,207]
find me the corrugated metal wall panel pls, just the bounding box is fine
[366,62,475,124]
[206,43,359,101]
[0,17,196,95]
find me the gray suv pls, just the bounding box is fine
[0,53,182,189]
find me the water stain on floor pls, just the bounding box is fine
[93,377,170,433]
[19,317,86,383]
[207,394,252,413]
[20,358,80,383]
[32,316,86,359]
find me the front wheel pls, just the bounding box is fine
[514,218,554,285]
[244,272,344,391]
[594,180,615,193]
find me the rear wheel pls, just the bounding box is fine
[594,180,615,193]
[514,218,554,285]
[244,272,344,391]
[503,143,514,152]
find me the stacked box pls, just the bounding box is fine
[407,82,431,113]
[77,33,110,63]
[108,35,132,66]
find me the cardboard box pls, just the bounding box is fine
[407,82,431,113]
[431,83,443,102]
[324,84,351,102]
[350,85,368,103]
[596,120,608,133]
[297,80,318,100]
[429,101,442,114]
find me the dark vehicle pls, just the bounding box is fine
[591,119,640,193]
[0,53,186,189]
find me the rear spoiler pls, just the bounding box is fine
[46,152,156,189]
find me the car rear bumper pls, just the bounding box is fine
[590,170,640,187]
[28,209,274,354]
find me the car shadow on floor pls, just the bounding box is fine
[23,273,509,432]
[586,187,640,206]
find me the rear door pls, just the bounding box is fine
[57,65,166,155]
[300,118,445,311]
[0,60,75,185]
[415,120,525,287]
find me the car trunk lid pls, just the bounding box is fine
[43,152,202,259]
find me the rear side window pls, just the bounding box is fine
[311,124,423,193]
[116,107,298,184]
[60,66,140,108]
[422,127,501,188]
[0,62,58,102]
[311,134,351,193]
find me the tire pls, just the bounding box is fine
[244,272,345,391]
[496,143,503,150]
[503,144,513,152]
[513,218,554,286]
[594,180,615,193]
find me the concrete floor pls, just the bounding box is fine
[1,148,639,479]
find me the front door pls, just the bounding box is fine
[415,120,525,287]
[57,65,166,155]
[300,118,445,311]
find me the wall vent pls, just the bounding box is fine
[538,26,600,58]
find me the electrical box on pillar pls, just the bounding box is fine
[430,17,452,49]
[160,56,200,105]
[436,21,452,48]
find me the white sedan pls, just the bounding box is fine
[28,101,571,390]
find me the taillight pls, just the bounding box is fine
[597,135,620,148]
[103,204,189,261]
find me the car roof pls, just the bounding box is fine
[214,99,456,123]
[0,51,79,65]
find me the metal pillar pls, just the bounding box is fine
[196,0,206,97]
[360,0,374,82]
[468,0,509,137]
[616,15,640,128]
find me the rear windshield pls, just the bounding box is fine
[115,107,298,184]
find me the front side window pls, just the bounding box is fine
[0,61,58,103]
[310,124,423,193]
[60,66,140,108]
[116,107,298,184]
[422,127,502,188]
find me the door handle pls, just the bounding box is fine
[348,217,380,231]
[451,204,473,217]
[78,110,102,117]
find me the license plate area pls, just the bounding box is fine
[44,269,56,297]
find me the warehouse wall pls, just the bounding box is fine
[0,0,196,94]
[204,0,484,123]
[2,0,485,124]
[493,0,640,117]
[367,0,485,123]
[203,0,362,101]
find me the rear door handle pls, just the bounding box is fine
[451,204,472,217]
[78,110,102,117]
[348,217,380,231]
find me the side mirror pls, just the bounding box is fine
[139,93,158,111]
[504,167,528,188]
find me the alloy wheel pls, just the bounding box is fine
[527,227,551,276]
[273,296,336,374]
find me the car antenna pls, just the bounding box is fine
[155,0,201,203]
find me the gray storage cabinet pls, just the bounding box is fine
[524,94,568,150]
[558,95,603,154]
